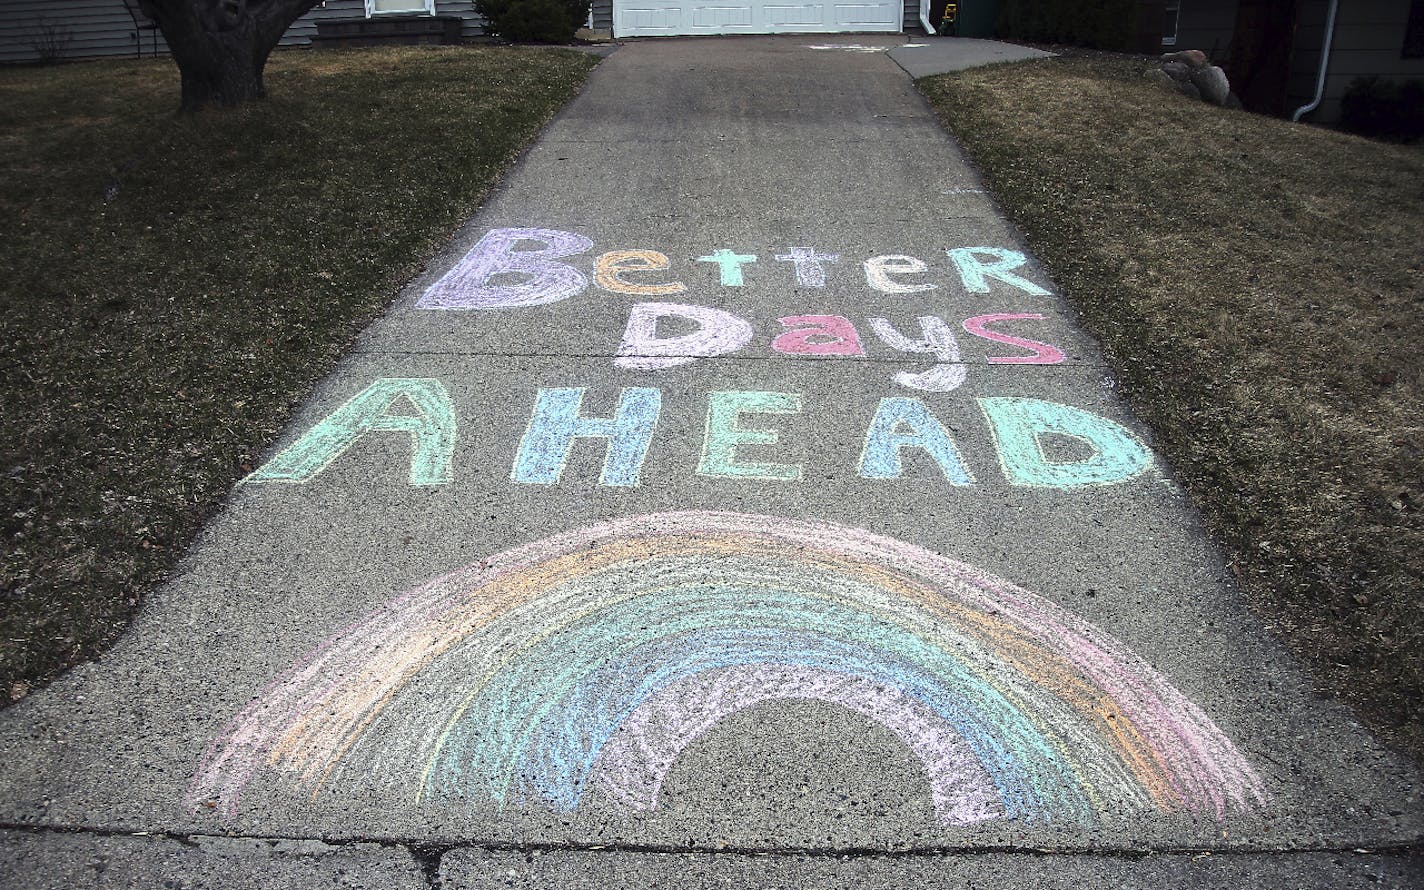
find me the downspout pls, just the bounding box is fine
[919,0,936,37]
[1291,0,1339,121]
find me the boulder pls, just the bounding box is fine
[1191,65,1232,105]
[1142,68,1177,91]
[1177,81,1202,101]
[1161,49,1208,68]
[1161,60,1192,82]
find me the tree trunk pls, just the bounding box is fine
[139,0,320,113]
[173,23,268,111]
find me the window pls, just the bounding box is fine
[1163,0,1181,47]
[365,0,436,15]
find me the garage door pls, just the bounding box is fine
[613,1,903,37]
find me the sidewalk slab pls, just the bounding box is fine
[888,37,1056,79]
[0,831,424,890]
[0,34,1419,888]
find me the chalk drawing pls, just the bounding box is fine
[771,315,866,357]
[962,314,1066,364]
[948,247,1051,297]
[775,247,840,288]
[696,391,802,481]
[804,44,890,53]
[595,250,686,297]
[417,227,591,310]
[864,255,938,294]
[615,302,755,370]
[696,249,757,286]
[980,397,1152,487]
[245,378,455,486]
[858,397,974,484]
[868,316,968,392]
[511,387,661,486]
[188,512,1265,825]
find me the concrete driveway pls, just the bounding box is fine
[1,36,1419,888]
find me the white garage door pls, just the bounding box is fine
[613,1,902,37]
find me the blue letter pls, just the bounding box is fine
[512,387,662,486]
[858,397,973,484]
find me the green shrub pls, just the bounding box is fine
[997,0,1135,51]
[1338,76,1424,141]
[476,0,591,43]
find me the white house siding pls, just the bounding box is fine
[1287,0,1424,122]
[0,0,484,64]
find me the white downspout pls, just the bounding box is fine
[919,0,936,37]
[1291,0,1339,122]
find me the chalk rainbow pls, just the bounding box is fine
[189,511,1264,825]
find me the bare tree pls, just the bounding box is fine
[138,0,323,112]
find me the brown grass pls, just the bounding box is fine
[0,45,600,702]
[920,56,1424,758]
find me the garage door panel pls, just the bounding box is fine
[693,5,756,28]
[615,0,901,36]
[833,3,899,25]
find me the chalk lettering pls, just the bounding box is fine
[615,302,755,370]
[595,250,686,297]
[771,315,866,356]
[696,249,758,286]
[948,247,1051,297]
[418,227,592,310]
[979,397,1152,487]
[246,378,456,485]
[512,387,662,486]
[859,397,974,484]
[863,255,937,294]
[697,391,803,481]
[962,314,1066,364]
[775,247,840,288]
[868,316,967,392]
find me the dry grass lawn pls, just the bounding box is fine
[920,57,1424,758]
[0,45,599,702]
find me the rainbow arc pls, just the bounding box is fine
[189,511,1265,825]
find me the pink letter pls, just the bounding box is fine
[772,315,865,356]
[962,314,1066,364]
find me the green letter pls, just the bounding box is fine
[697,391,802,480]
[980,397,1151,487]
[247,378,456,485]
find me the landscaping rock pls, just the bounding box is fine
[1177,81,1202,101]
[1143,68,1177,91]
[1191,65,1232,105]
[1161,60,1192,82]
[1162,49,1208,68]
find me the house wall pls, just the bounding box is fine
[1173,0,1238,61]
[1174,1,1423,122]
[1287,0,1424,122]
[0,0,485,65]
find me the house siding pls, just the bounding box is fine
[1174,0,1238,61]
[0,0,485,64]
[1286,0,1424,122]
[592,0,612,31]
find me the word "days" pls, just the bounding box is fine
[246,379,1154,490]
[416,227,1053,310]
[616,305,1063,393]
